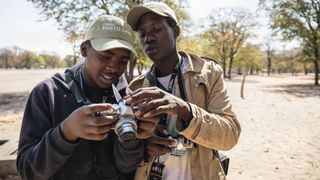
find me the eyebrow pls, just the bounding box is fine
[139,21,162,32]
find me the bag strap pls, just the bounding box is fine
[64,68,91,105]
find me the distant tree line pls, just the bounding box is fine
[1,0,318,85]
[0,46,73,69]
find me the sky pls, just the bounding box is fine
[0,0,270,58]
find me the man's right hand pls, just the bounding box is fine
[146,127,176,157]
[60,103,116,142]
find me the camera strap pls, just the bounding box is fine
[64,67,92,105]
[146,56,190,179]
[146,56,186,101]
[146,55,187,129]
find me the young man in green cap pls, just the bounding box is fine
[17,15,157,180]
[125,2,241,180]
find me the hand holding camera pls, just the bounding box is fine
[146,126,176,157]
[60,103,116,142]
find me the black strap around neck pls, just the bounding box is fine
[146,57,187,101]
[65,67,91,105]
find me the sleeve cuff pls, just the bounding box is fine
[50,125,79,155]
[179,103,198,139]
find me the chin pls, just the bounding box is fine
[92,80,110,89]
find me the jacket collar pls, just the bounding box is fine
[179,51,205,74]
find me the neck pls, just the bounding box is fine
[155,51,180,77]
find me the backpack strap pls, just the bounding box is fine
[64,68,91,105]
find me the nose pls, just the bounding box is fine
[144,32,156,44]
[106,58,117,71]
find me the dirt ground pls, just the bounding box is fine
[0,69,319,180]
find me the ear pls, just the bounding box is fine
[80,41,88,57]
[173,25,180,39]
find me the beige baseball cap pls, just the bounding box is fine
[85,15,137,58]
[126,1,178,31]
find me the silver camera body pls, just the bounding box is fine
[100,85,138,143]
[100,103,137,143]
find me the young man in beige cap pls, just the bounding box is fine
[125,2,241,180]
[17,15,156,180]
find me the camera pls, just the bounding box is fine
[99,102,137,143]
[110,85,138,143]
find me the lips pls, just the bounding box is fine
[145,46,157,56]
[100,73,116,84]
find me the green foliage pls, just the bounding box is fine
[234,43,264,73]
[0,48,15,69]
[39,53,61,68]
[27,0,191,81]
[177,35,221,64]
[201,8,256,78]
[272,47,313,74]
[262,0,320,84]
[0,46,70,69]
[63,55,74,67]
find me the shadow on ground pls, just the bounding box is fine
[264,84,320,98]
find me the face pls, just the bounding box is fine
[81,42,131,89]
[137,12,179,64]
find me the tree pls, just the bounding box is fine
[66,30,82,65]
[0,48,15,69]
[263,37,275,76]
[234,43,264,75]
[203,8,255,79]
[28,0,190,82]
[261,0,320,85]
[39,53,61,68]
[63,55,75,67]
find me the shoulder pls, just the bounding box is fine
[182,52,223,74]
[30,69,71,101]
[128,74,147,91]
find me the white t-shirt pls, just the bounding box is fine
[156,65,192,180]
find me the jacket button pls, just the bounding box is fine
[204,118,213,124]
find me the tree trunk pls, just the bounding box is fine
[240,68,247,99]
[267,53,271,76]
[237,67,241,75]
[314,59,319,86]
[222,57,227,78]
[304,63,308,75]
[228,56,234,79]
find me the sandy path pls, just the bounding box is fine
[0,70,319,179]
[224,74,320,180]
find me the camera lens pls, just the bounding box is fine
[114,117,137,143]
[117,123,137,142]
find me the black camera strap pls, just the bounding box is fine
[146,57,186,101]
[65,67,92,105]
[146,56,190,179]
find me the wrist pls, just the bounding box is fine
[60,121,78,142]
[180,101,193,125]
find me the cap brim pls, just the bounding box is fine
[127,6,169,31]
[91,38,137,58]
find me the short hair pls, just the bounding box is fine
[83,40,92,47]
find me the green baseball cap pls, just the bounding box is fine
[85,15,137,58]
[126,1,178,31]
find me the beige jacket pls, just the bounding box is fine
[129,51,241,180]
